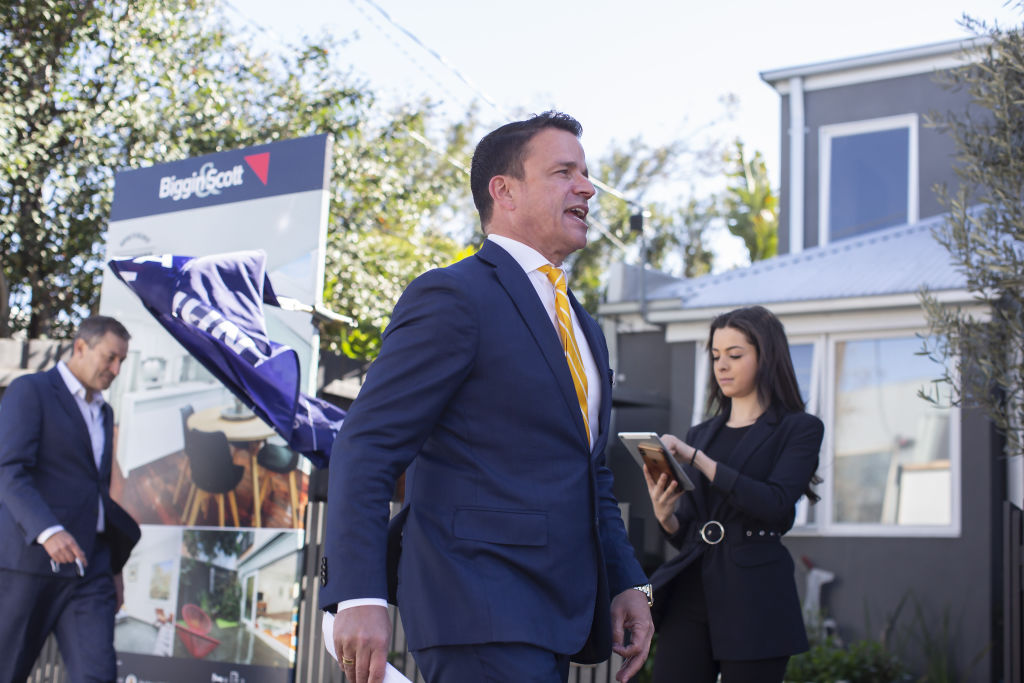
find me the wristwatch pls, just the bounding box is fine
[632,583,654,607]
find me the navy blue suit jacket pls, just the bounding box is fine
[650,408,823,660]
[0,367,140,578]
[319,240,646,662]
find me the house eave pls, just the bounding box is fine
[760,36,990,92]
[602,288,979,323]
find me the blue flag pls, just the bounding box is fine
[108,250,343,468]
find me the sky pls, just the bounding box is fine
[233,0,1021,266]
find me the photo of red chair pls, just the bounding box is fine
[175,603,220,658]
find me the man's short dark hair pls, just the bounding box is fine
[470,111,583,229]
[74,316,131,349]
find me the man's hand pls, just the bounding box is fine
[42,530,86,568]
[610,587,654,683]
[333,604,391,683]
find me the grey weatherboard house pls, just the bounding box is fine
[600,37,1021,681]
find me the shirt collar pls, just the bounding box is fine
[57,360,105,408]
[486,234,557,274]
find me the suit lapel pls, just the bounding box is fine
[707,410,781,519]
[47,367,100,475]
[99,402,114,486]
[570,290,609,451]
[690,414,727,519]
[478,242,591,448]
[723,410,779,475]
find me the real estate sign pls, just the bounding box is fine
[99,134,332,683]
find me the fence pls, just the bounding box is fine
[1006,501,1023,683]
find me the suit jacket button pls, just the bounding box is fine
[320,557,328,586]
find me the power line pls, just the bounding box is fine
[226,0,634,254]
[351,0,641,219]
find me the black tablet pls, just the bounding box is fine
[617,432,695,491]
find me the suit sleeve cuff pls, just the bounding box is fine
[37,525,64,545]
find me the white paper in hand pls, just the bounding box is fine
[322,610,412,683]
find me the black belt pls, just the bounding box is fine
[692,520,784,545]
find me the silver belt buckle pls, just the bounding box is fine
[700,520,725,545]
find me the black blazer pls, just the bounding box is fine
[649,408,823,660]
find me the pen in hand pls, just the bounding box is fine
[50,558,86,577]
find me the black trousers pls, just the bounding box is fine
[650,564,789,683]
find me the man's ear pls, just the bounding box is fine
[489,175,516,212]
[71,337,87,358]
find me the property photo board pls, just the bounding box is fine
[99,134,332,683]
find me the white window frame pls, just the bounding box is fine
[817,329,961,537]
[788,335,824,530]
[818,113,919,247]
[688,325,959,537]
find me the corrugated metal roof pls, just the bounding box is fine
[647,214,964,310]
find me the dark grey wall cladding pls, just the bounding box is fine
[778,70,973,254]
[608,331,674,574]
[784,405,999,680]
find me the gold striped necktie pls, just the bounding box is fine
[538,264,590,445]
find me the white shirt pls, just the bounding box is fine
[36,361,107,544]
[334,235,602,615]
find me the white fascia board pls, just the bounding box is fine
[645,290,987,342]
[761,36,989,92]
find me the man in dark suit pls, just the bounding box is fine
[320,112,653,683]
[0,315,141,682]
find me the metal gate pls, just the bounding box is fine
[1006,501,1023,683]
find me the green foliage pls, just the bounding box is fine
[1,0,473,357]
[568,134,722,312]
[210,577,242,622]
[786,637,910,683]
[721,139,778,262]
[918,8,1024,459]
[182,528,253,561]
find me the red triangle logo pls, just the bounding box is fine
[244,152,270,185]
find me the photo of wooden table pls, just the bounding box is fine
[187,405,277,527]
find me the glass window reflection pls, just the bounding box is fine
[832,337,951,526]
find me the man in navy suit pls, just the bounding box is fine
[320,112,653,683]
[0,315,141,682]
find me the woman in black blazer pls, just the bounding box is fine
[643,305,823,683]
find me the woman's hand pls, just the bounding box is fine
[661,433,717,482]
[643,463,684,535]
[659,433,695,463]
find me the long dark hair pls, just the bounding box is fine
[703,305,821,503]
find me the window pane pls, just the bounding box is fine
[829,127,909,241]
[790,343,814,409]
[832,337,951,526]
